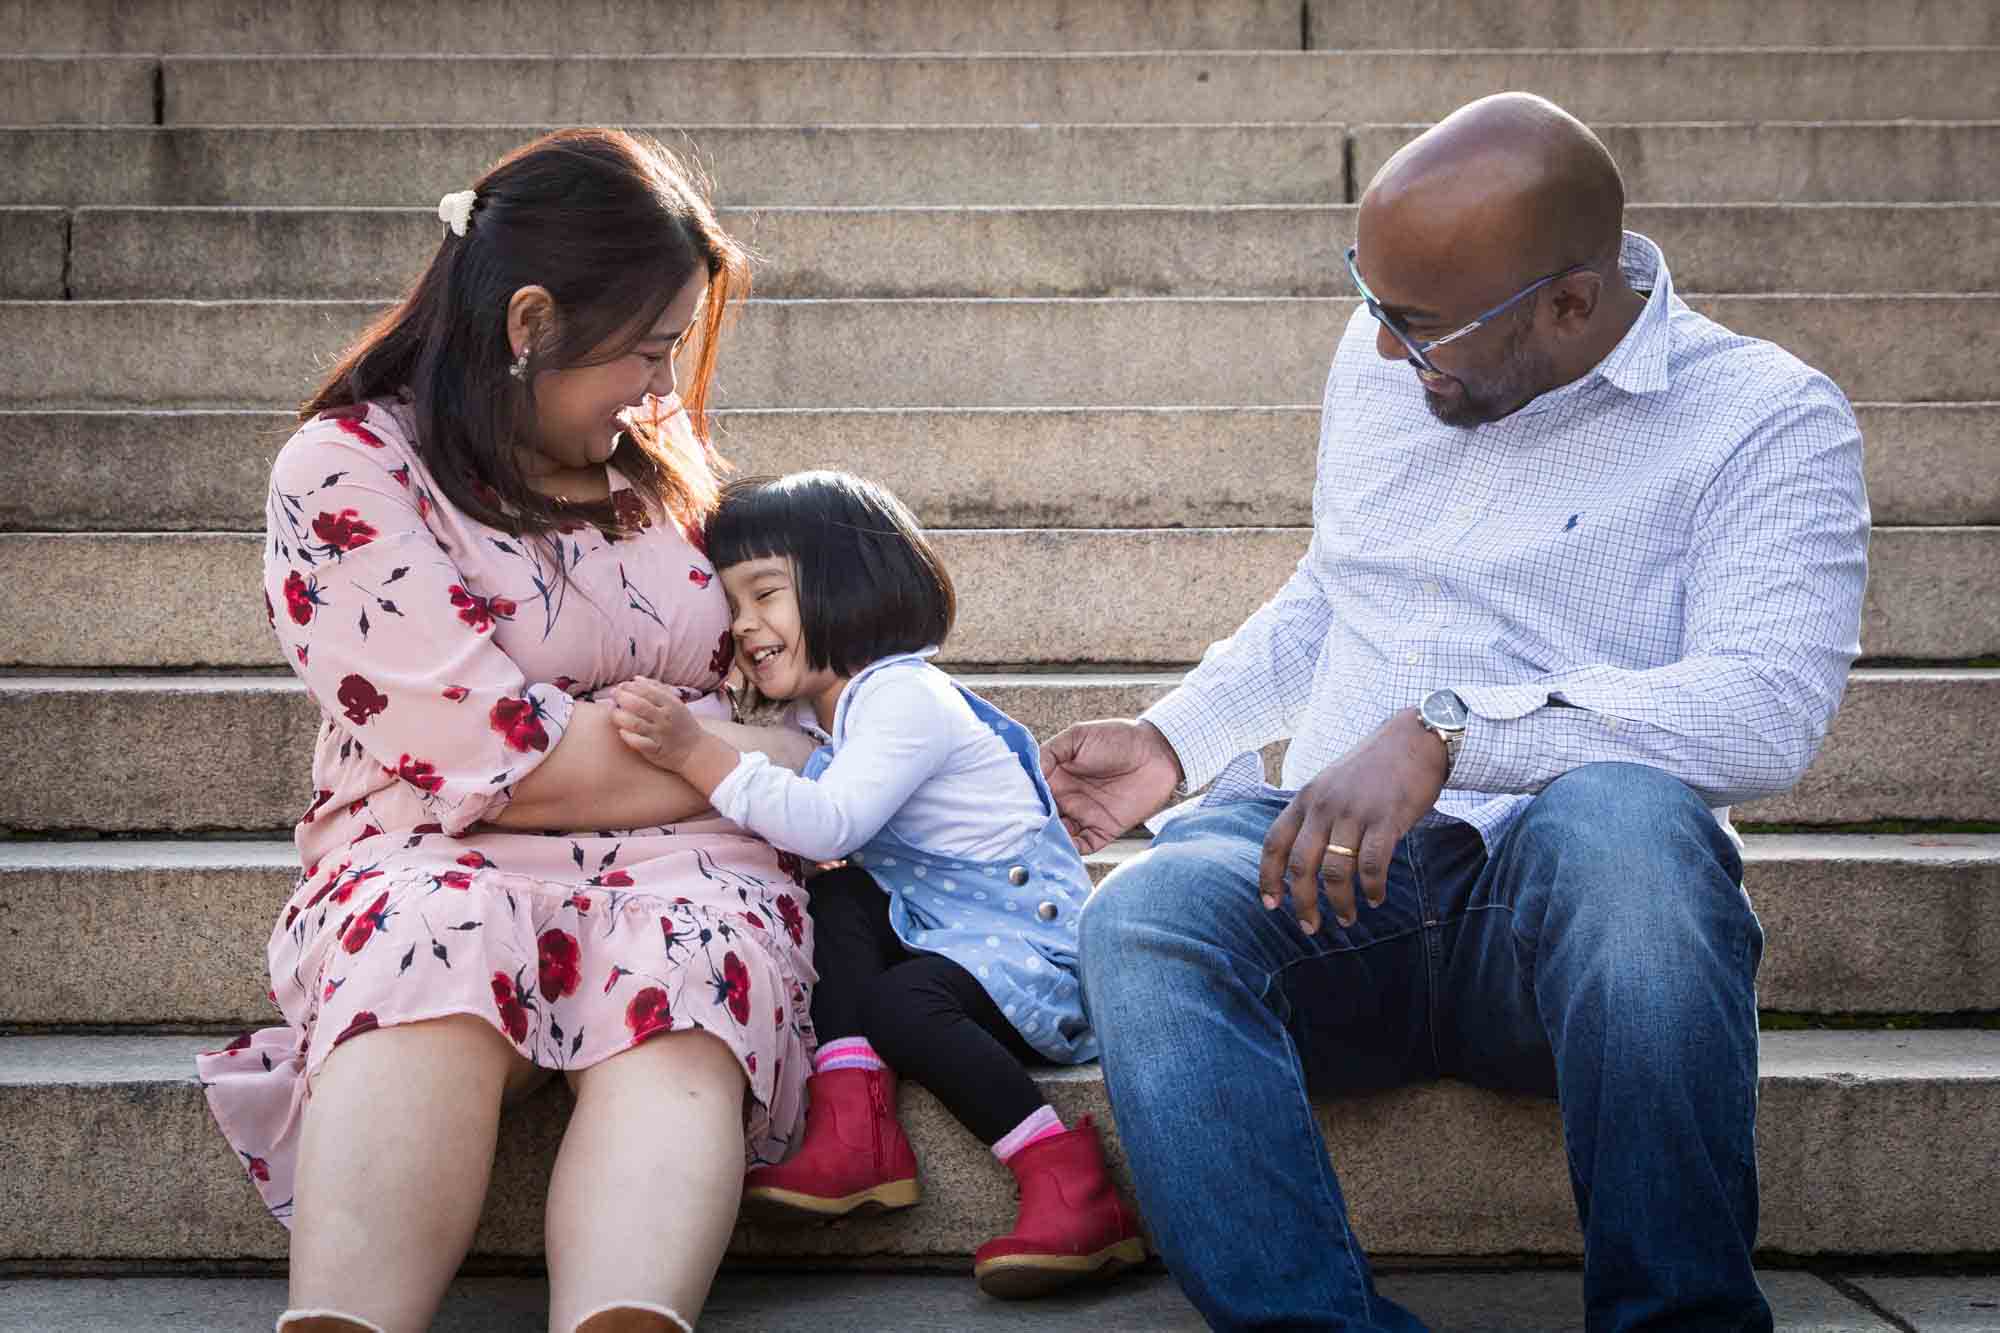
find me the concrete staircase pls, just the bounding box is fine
[2,0,1996,1325]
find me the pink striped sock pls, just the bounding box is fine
[993,1104,1066,1162]
[814,1037,885,1074]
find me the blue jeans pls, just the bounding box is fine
[1079,763,1769,1332]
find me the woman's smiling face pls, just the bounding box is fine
[720,556,847,726]
[519,270,709,471]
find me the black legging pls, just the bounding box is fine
[808,865,1047,1145]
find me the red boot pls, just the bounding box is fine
[742,1067,920,1219]
[973,1116,1148,1298]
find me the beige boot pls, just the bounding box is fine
[275,1313,386,1333]
[572,1300,693,1333]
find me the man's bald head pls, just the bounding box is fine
[1361,93,1626,290]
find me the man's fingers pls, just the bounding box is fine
[1356,823,1396,909]
[1308,818,1360,929]
[1283,807,1340,936]
[1258,803,1305,912]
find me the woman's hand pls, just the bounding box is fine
[611,678,707,771]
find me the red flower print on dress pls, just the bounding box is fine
[394,755,444,794]
[603,964,628,993]
[626,986,672,1041]
[449,584,517,634]
[456,851,490,869]
[743,911,766,932]
[321,403,385,448]
[491,971,530,1044]
[538,929,581,1000]
[341,891,392,953]
[264,590,275,627]
[332,1011,379,1047]
[490,695,550,752]
[591,869,633,889]
[441,685,469,703]
[709,626,734,679]
[688,567,712,589]
[433,870,473,892]
[336,674,389,726]
[242,1152,271,1183]
[390,463,411,488]
[715,951,753,1026]
[283,569,323,626]
[311,508,377,552]
[329,865,382,906]
[775,851,806,886]
[301,788,334,824]
[776,894,805,948]
[569,891,593,914]
[208,1032,253,1058]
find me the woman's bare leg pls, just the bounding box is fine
[287,1015,537,1332]
[546,1030,748,1332]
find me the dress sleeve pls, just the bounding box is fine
[265,413,575,833]
[709,667,955,861]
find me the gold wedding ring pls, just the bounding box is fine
[1323,843,1357,860]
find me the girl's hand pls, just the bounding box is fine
[611,678,706,771]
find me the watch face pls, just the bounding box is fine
[1423,689,1468,730]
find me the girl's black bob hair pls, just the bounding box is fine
[705,471,955,678]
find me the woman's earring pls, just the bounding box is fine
[508,346,530,380]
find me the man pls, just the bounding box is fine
[1045,93,1868,1331]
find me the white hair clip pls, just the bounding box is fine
[437,189,477,238]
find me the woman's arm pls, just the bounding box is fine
[487,700,712,830]
[702,719,819,773]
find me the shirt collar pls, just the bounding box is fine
[1589,230,1673,397]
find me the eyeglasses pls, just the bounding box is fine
[1345,245,1588,374]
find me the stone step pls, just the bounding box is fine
[4,403,1994,531]
[1350,120,1999,203]
[1305,0,2000,49]
[0,0,1301,55]
[4,834,1990,1028]
[7,123,1998,209]
[1,1030,1992,1260]
[1,295,1989,409]
[19,202,1994,301]
[0,1269,1957,1332]
[0,527,1990,670]
[0,125,1349,208]
[0,55,153,125]
[0,669,1989,833]
[135,50,2000,126]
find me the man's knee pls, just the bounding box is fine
[1081,832,1257,971]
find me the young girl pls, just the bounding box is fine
[610,471,1146,1299]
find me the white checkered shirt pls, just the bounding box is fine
[1144,232,1871,849]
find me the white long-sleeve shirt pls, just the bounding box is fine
[711,656,1047,863]
[1144,232,1870,850]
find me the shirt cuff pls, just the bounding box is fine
[707,750,761,825]
[1445,681,1556,796]
[1139,686,1238,794]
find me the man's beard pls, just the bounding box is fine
[1419,317,1554,428]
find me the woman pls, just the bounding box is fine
[198,129,816,1333]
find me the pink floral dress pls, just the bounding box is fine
[197,398,816,1225]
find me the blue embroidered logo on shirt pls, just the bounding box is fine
[1563,513,1581,532]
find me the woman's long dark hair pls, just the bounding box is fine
[303,128,749,541]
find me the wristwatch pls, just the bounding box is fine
[1417,688,1469,776]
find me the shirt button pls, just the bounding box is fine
[1425,582,1440,595]
[1037,901,1059,922]
[1008,865,1031,887]
[1405,652,1421,665]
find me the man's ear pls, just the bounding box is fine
[1545,270,1603,337]
[505,285,557,359]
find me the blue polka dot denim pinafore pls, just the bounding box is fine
[802,655,1098,1064]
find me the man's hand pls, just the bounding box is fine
[1040,719,1184,853]
[1259,708,1449,934]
